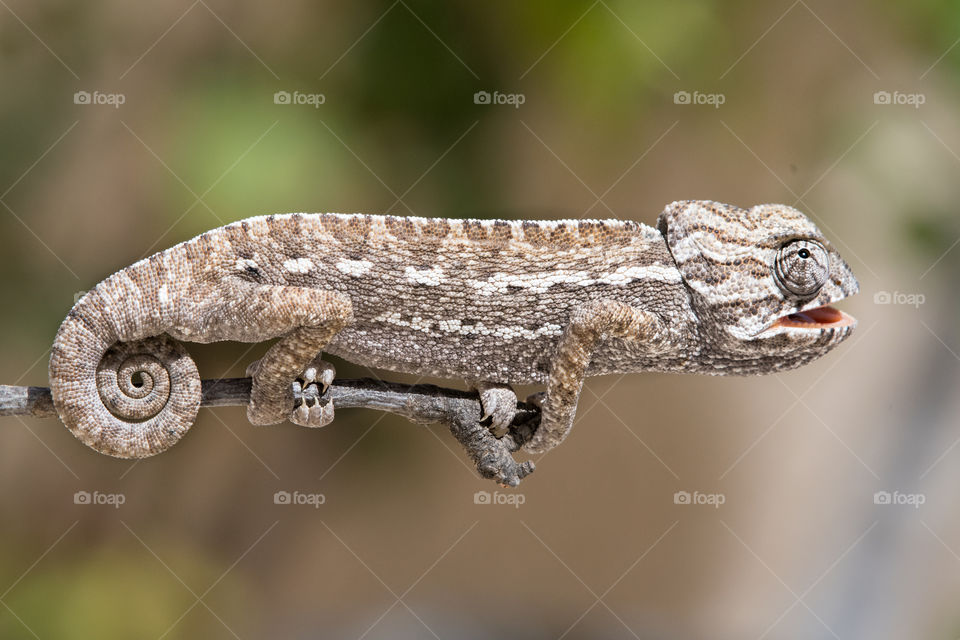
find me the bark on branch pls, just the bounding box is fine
[0,379,538,486]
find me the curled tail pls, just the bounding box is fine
[48,258,201,458]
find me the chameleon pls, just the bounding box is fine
[48,200,858,467]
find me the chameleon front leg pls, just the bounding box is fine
[523,300,664,454]
[222,285,353,427]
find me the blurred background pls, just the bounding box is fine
[1,1,958,638]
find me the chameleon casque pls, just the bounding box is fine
[48,200,858,470]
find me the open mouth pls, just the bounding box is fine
[774,305,856,330]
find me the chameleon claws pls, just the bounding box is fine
[471,382,518,436]
[292,403,310,425]
[290,385,335,428]
[301,359,336,392]
[287,356,337,427]
[319,366,335,393]
[290,399,334,428]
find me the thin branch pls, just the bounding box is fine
[0,379,538,486]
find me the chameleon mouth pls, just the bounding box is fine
[774,305,856,330]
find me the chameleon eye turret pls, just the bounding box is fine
[775,239,829,297]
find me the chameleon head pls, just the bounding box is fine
[658,200,859,371]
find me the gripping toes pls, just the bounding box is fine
[247,355,337,427]
[471,381,518,435]
[290,357,336,428]
[302,359,336,392]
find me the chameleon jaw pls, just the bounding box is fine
[772,305,856,330]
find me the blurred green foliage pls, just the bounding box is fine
[0,545,248,638]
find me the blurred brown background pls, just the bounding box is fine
[1,1,959,638]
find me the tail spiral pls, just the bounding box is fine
[49,299,201,458]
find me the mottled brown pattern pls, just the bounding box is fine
[49,201,859,460]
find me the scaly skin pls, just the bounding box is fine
[48,200,859,459]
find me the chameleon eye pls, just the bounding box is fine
[775,239,828,296]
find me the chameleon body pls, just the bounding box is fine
[48,200,859,460]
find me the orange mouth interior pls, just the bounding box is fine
[774,305,856,329]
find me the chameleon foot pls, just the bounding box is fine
[469,381,518,436]
[245,355,336,426]
[290,358,336,428]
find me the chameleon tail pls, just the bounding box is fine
[48,260,201,458]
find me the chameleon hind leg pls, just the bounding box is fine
[224,284,353,427]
